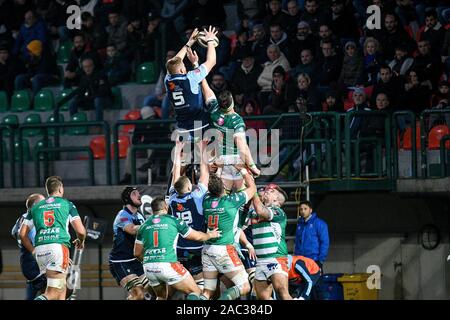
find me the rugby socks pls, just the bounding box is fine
[34,294,48,300]
[218,286,241,300]
[199,294,209,300]
[186,293,200,300]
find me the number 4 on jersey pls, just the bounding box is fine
[208,215,219,229]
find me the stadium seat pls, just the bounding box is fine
[57,41,73,64]
[1,114,19,137]
[34,139,54,161]
[111,135,130,159]
[111,87,123,109]
[89,136,106,159]
[57,88,74,111]
[0,91,9,112]
[46,114,65,136]
[136,61,157,84]
[11,90,31,112]
[14,138,31,161]
[23,113,43,137]
[428,125,450,150]
[121,110,141,133]
[402,124,421,150]
[66,112,88,135]
[34,89,55,112]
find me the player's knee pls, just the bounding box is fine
[203,278,217,292]
[231,272,250,295]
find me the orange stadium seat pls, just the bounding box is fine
[111,135,130,159]
[89,136,106,159]
[402,124,421,150]
[121,110,141,133]
[428,125,450,150]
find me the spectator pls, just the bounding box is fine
[399,69,432,115]
[372,64,402,108]
[429,80,450,128]
[242,98,266,132]
[13,10,48,60]
[294,200,329,274]
[142,50,176,119]
[418,8,446,56]
[45,0,77,42]
[395,0,419,30]
[141,12,166,63]
[269,23,294,65]
[122,0,159,22]
[160,0,190,33]
[316,23,341,55]
[64,34,100,88]
[388,43,414,77]
[231,49,263,102]
[347,87,372,139]
[265,65,297,114]
[249,23,270,65]
[185,0,226,29]
[69,57,113,122]
[103,43,131,85]
[263,0,289,31]
[94,0,123,28]
[300,0,328,32]
[322,89,343,112]
[362,92,392,139]
[231,29,252,64]
[120,106,166,185]
[236,0,266,33]
[15,40,59,96]
[0,43,23,97]
[106,9,128,55]
[376,13,415,61]
[316,39,342,87]
[210,72,229,97]
[338,41,364,88]
[257,44,291,106]
[362,37,383,85]
[329,0,360,41]
[285,0,302,38]
[296,73,321,111]
[290,48,317,81]
[413,39,443,88]
[442,29,450,78]
[125,15,147,67]
[1,0,35,39]
[291,21,316,61]
[81,12,108,53]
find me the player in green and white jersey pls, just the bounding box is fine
[19,176,86,300]
[250,183,292,300]
[187,47,260,193]
[134,198,220,300]
[200,166,257,300]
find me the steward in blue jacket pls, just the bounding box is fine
[294,201,329,269]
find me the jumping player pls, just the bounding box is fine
[109,187,147,300]
[200,167,256,300]
[134,198,221,300]
[168,140,209,293]
[250,183,292,300]
[19,176,86,300]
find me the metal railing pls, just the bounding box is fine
[0,125,16,188]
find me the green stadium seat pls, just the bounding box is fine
[0,91,9,112]
[14,138,31,161]
[58,88,74,111]
[111,87,123,109]
[34,89,55,112]
[136,61,157,84]
[46,114,65,136]
[57,41,73,64]
[23,113,43,137]
[66,112,88,135]
[1,114,19,137]
[11,90,31,112]
[34,139,54,161]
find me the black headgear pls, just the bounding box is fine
[121,187,138,206]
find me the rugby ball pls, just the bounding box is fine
[140,195,153,216]
[196,31,219,48]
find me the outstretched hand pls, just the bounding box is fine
[187,28,199,46]
[187,47,199,66]
[204,25,218,41]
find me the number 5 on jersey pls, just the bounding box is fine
[208,215,219,229]
[172,92,185,107]
[44,210,55,227]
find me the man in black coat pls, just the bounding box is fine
[231,49,263,102]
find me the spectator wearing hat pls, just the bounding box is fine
[257,44,291,107]
[290,49,317,82]
[231,49,263,102]
[120,106,165,185]
[290,21,316,61]
[14,40,59,96]
[265,65,297,114]
[106,9,129,55]
[300,0,328,33]
[249,23,270,65]
[322,89,342,112]
[338,41,364,88]
[0,43,23,98]
[388,43,414,77]
[347,87,372,139]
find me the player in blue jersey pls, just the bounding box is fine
[11,193,47,300]
[165,26,217,141]
[168,140,209,294]
[109,186,148,300]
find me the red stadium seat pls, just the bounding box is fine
[402,124,421,150]
[89,136,106,159]
[428,125,450,150]
[111,135,130,159]
[121,110,141,133]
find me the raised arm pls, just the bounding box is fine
[202,26,218,73]
[237,167,257,203]
[175,28,199,60]
[198,141,210,187]
[252,192,273,221]
[171,140,185,187]
[235,136,260,177]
